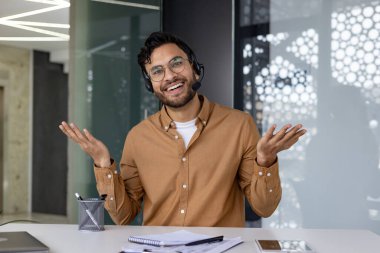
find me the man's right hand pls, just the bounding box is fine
[59,121,111,167]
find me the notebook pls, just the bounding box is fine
[128,230,218,247]
[124,235,243,253]
[0,231,49,253]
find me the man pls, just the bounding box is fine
[59,32,306,227]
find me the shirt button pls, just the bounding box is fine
[182,157,187,162]
[107,174,112,179]
[203,120,207,125]
[182,184,187,189]
[180,209,185,214]
[114,170,118,174]
[267,172,271,177]
[164,126,169,130]
[110,196,114,201]
[258,171,263,176]
[269,189,273,193]
[175,135,179,139]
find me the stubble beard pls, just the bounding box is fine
[154,78,196,108]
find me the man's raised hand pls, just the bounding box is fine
[59,121,111,167]
[256,124,307,167]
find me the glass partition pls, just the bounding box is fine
[236,0,380,234]
[69,0,161,224]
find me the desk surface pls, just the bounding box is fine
[0,224,379,253]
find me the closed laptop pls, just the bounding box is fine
[0,231,49,253]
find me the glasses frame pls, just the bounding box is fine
[147,56,191,82]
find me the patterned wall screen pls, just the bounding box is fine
[236,0,380,234]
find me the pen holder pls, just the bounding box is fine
[78,198,105,231]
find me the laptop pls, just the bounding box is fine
[0,231,49,252]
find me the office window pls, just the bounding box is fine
[235,0,380,234]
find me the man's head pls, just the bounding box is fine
[138,32,203,108]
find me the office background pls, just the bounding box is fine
[0,0,379,234]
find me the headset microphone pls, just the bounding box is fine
[192,82,201,91]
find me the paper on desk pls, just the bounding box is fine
[128,230,211,246]
[122,237,243,253]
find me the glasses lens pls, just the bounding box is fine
[148,57,187,82]
[149,67,164,82]
[169,57,185,74]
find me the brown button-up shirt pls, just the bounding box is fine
[94,95,281,227]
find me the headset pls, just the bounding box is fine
[142,52,204,93]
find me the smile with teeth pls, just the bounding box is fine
[166,82,184,91]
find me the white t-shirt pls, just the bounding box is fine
[174,118,197,149]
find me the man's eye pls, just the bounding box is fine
[151,69,164,76]
[171,60,183,68]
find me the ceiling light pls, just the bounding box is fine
[0,37,67,41]
[0,20,69,39]
[0,4,69,21]
[24,0,65,5]
[4,20,70,29]
[92,0,159,10]
[0,0,70,42]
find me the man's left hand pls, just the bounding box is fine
[256,124,307,167]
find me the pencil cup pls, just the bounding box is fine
[78,198,105,231]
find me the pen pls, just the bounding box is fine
[75,192,101,230]
[185,235,224,246]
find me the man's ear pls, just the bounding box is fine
[195,72,200,81]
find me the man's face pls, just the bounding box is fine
[145,43,198,108]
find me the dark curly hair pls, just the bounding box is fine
[137,32,197,75]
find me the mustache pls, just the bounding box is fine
[160,77,186,92]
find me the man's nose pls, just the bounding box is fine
[163,67,177,81]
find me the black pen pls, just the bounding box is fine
[185,235,224,246]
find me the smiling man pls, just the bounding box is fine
[59,32,306,227]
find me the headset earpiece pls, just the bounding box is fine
[190,54,202,76]
[142,71,153,93]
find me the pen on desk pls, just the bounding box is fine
[185,235,224,246]
[75,192,101,230]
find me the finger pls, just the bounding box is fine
[282,137,300,150]
[69,123,89,143]
[60,121,81,142]
[60,121,72,133]
[277,124,304,144]
[271,124,293,142]
[59,124,69,135]
[279,128,307,151]
[283,128,306,147]
[262,124,277,141]
[295,128,307,137]
[83,128,96,143]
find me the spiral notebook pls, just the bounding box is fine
[128,230,215,247]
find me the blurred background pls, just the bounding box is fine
[0,0,379,235]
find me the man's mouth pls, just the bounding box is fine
[166,82,184,91]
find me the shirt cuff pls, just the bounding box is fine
[253,157,280,190]
[94,159,118,184]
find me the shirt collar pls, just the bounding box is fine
[159,94,213,132]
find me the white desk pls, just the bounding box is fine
[1,224,379,253]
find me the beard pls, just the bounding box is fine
[154,77,197,108]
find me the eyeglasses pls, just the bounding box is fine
[148,56,189,82]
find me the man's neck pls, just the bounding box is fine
[165,94,201,122]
